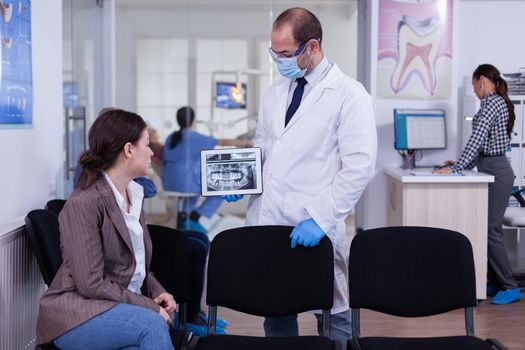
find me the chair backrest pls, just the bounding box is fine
[349,226,477,317]
[25,210,63,286]
[148,224,191,302]
[206,225,334,317]
[45,199,66,216]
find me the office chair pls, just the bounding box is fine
[348,226,507,350]
[148,224,193,350]
[44,199,66,216]
[196,225,336,350]
[25,209,63,286]
[25,210,62,350]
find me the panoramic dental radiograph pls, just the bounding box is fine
[206,162,255,191]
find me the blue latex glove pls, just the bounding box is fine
[290,218,326,248]
[221,194,244,202]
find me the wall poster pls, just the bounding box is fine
[377,0,453,99]
[0,0,32,127]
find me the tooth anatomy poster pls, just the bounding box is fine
[377,0,453,99]
[0,0,32,126]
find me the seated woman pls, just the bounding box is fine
[36,109,176,349]
[162,106,251,232]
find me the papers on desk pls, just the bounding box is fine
[410,170,463,176]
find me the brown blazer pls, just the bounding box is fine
[36,176,166,344]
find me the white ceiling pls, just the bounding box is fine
[115,0,357,11]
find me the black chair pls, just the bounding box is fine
[25,210,63,286]
[45,199,66,216]
[148,224,193,350]
[348,226,507,350]
[25,210,62,350]
[196,225,335,350]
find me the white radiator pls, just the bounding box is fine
[0,227,45,350]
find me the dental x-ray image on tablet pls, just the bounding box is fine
[200,147,263,196]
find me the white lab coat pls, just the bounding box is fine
[246,63,377,314]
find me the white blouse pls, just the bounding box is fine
[103,172,146,294]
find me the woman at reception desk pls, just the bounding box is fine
[434,64,522,305]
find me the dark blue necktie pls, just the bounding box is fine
[285,77,308,127]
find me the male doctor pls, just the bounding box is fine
[225,7,377,345]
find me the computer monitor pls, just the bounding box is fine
[394,109,446,150]
[215,81,247,109]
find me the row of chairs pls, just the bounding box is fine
[26,202,193,350]
[25,200,508,350]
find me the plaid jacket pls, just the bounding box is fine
[451,92,510,173]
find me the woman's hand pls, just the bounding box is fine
[433,166,452,174]
[159,307,172,326]
[443,160,455,166]
[154,292,176,314]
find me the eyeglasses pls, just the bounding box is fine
[269,38,320,61]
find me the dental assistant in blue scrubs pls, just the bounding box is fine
[162,106,252,232]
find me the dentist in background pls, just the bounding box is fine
[225,7,377,347]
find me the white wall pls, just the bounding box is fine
[361,0,525,229]
[0,1,63,234]
[457,1,525,80]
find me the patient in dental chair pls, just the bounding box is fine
[162,106,252,233]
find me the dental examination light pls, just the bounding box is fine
[201,68,264,137]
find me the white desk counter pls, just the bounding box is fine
[385,166,494,299]
[384,167,494,183]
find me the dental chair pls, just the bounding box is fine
[503,188,525,287]
[148,161,199,228]
[151,157,245,237]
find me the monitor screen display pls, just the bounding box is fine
[215,81,247,109]
[394,109,446,150]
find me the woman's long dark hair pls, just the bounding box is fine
[168,106,195,149]
[77,109,147,189]
[473,64,515,137]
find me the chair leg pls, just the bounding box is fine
[486,337,509,350]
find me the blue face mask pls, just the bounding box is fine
[275,56,307,79]
[270,38,317,79]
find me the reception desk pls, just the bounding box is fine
[385,167,494,299]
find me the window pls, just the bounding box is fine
[136,38,189,138]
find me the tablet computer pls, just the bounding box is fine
[200,147,263,196]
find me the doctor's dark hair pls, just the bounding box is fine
[168,106,195,149]
[77,109,147,190]
[473,64,515,137]
[274,7,323,48]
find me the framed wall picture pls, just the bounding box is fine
[377,0,453,99]
[0,0,33,128]
[200,147,262,196]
